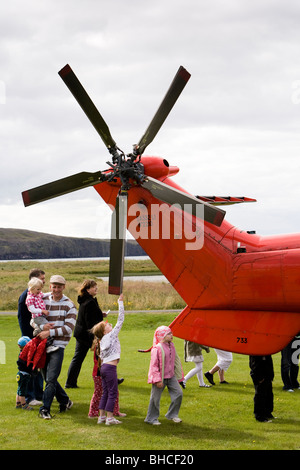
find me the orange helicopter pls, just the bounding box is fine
[22,65,300,356]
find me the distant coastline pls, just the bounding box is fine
[0,227,146,260]
[0,256,149,263]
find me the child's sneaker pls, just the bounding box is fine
[21,403,33,411]
[204,371,215,385]
[171,417,182,423]
[105,417,122,425]
[97,416,106,424]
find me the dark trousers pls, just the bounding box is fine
[65,340,89,387]
[41,347,69,413]
[99,364,118,413]
[26,372,43,402]
[253,379,273,421]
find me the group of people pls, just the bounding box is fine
[17,270,77,418]
[16,268,299,425]
[17,269,123,422]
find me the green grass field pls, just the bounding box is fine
[1,313,299,451]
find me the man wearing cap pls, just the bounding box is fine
[38,275,77,419]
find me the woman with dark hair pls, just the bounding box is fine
[65,280,104,388]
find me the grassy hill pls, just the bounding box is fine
[0,228,145,260]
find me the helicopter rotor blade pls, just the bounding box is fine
[142,176,225,227]
[22,171,104,207]
[134,66,191,156]
[59,64,117,153]
[108,192,128,295]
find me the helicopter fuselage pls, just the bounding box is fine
[94,155,300,355]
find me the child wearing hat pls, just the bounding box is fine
[144,326,184,425]
[16,336,33,410]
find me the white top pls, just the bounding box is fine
[100,300,124,364]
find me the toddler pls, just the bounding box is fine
[144,326,184,425]
[183,340,211,388]
[16,336,33,410]
[26,277,57,353]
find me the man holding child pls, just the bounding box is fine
[38,275,77,419]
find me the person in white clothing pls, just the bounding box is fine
[205,348,233,385]
[90,294,125,425]
[183,341,211,388]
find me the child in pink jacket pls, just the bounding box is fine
[144,326,184,425]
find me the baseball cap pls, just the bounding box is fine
[18,336,31,347]
[50,275,66,284]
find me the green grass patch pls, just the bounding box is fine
[0,314,299,450]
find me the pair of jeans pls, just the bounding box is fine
[40,347,69,413]
[99,363,118,413]
[144,376,183,423]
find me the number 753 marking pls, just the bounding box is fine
[237,337,248,343]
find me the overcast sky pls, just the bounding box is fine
[1,0,300,242]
